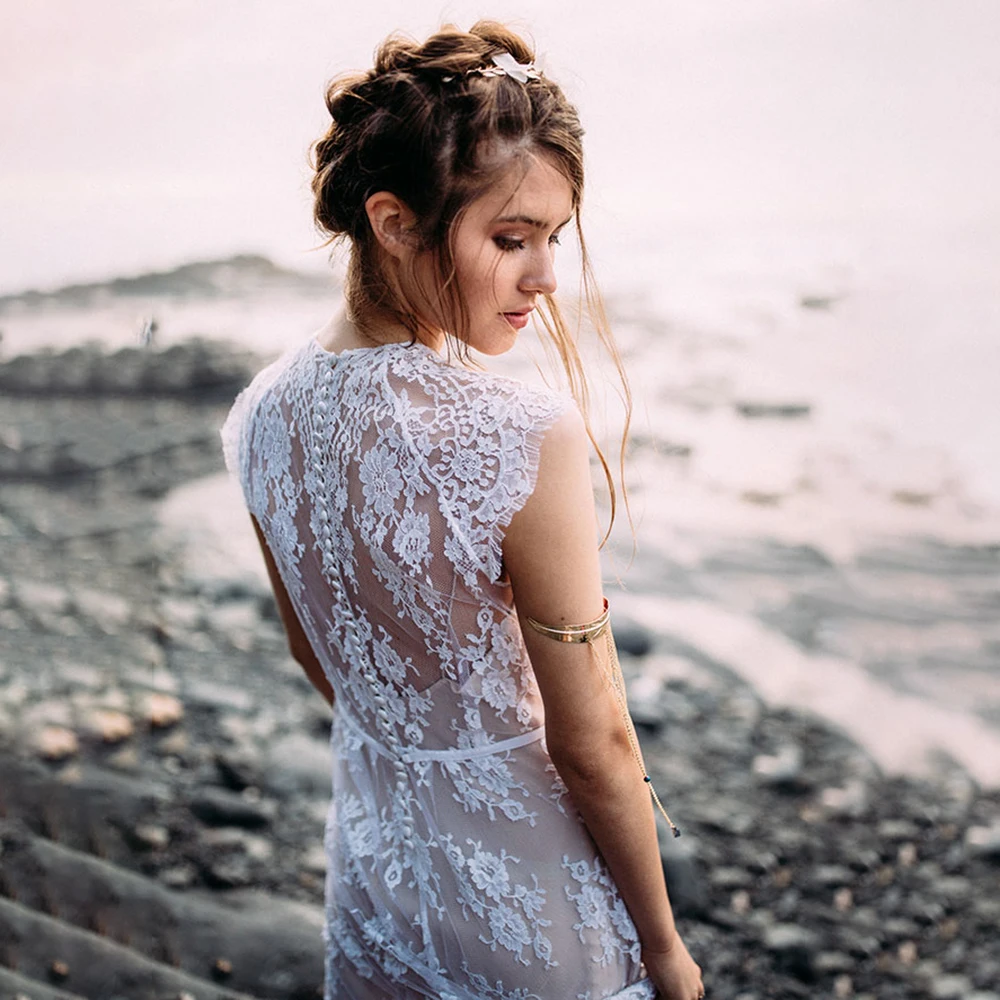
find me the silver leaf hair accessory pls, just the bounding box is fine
[463,51,541,83]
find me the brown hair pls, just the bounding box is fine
[310,21,631,542]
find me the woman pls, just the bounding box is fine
[221,21,703,1000]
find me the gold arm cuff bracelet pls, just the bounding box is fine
[525,598,610,644]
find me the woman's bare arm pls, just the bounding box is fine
[251,514,335,708]
[503,408,701,998]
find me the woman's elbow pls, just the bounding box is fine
[547,723,633,787]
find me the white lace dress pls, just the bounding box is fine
[221,336,656,1000]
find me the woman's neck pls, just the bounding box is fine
[316,307,445,355]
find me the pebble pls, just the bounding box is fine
[626,672,667,730]
[811,864,854,888]
[964,823,1000,859]
[815,951,854,974]
[159,596,204,631]
[143,691,184,728]
[23,699,73,728]
[185,677,255,713]
[692,800,755,837]
[833,888,853,913]
[35,724,79,760]
[215,745,262,791]
[710,866,753,889]
[264,732,332,795]
[201,827,274,862]
[205,855,252,887]
[752,744,806,790]
[13,578,70,616]
[659,830,708,918]
[883,917,921,940]
[820,779,870,819]
[82,707,135,743]
[205,602,261,653]
[106,745,141,771]
[301,844,328,875]
[833,974,853,998]
[613,621,654,658]
[133,823,170,849]
[930,975,973,999]
[58,661,106,690]
[763,923,819,980]
[878,818,921,840]
[159,864,197,888]
[71,587,132,632]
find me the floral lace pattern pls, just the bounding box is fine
[221,337,653,1000]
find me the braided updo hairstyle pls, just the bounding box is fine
[310,21,630,538]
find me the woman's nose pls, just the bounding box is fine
[521,248,557,296]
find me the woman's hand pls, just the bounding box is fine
[642,934,704,1000]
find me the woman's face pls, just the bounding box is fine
[434,153,575,356]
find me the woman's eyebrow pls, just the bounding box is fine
[494,213,574,230]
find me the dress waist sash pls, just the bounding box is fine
[337,707,546,764]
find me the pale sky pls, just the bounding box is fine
[2,0,999,292]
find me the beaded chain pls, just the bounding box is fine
[526,600,681,838]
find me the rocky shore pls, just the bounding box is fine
[1,339,998,1000]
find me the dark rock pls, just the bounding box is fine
[185,677,255,713]
[0,337,260,399]
[0,965,87,1000]
[930,975,973,999]
[204,854,252,888]
[845,847,881,873]
[735,401,812,420]
[878,818,921,840]
[800,294,840,310]
[965,823,1000,860]
[814,951,854,975]
[836,926,882,958]
[709,866,753,890]
[215,746,263,791]
[751,744,807,791]
[189,789,274,829]
[659,828,708,918]
[691,800,755,837]
[763,923,820,980]
[264,733,331,796]
[626,673,667,731]
[882,917,921,940]
[810,865,855,888]
[612,621,654,657]
[903,893,946,925]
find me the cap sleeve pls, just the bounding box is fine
[419,376,574,588]
[220,385,250,483]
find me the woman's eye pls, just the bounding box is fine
[548,233,561,247]
[493,235,525,252]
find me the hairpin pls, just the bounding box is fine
[443,51,540,85]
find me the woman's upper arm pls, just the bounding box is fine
[250,514,334,707]
[502,407,620,758]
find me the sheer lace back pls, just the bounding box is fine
[221,337,655,1000]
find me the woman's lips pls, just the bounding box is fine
[502,310,532,330]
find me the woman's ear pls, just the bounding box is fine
[365,191,420,260]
